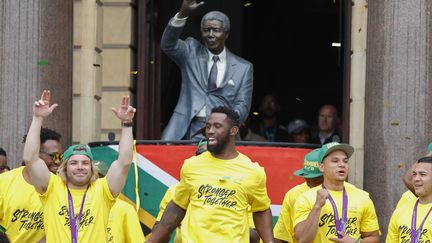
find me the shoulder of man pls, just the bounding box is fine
[345,182,371,198]
[288,182,309,196]
[296,184,321,202]
[0,166,23,179]
[226,49,253,66]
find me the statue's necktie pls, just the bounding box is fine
[208,55,219,90]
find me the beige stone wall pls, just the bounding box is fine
[73,0,136,143]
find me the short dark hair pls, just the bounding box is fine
[201,11,231,33]
[0,148,6,157]
[211,106,240,127]
[22,127,62,144]
[418,156,432,163]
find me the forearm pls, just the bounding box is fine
[294,206,322,243]
[359,236,380,243]
[253,209,274,243]
[117,126,133,168]
[23,116,43,163]
[148,201,185,242]
[359,231,380,243]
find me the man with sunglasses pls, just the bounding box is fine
[0,127,62,242]
[23,90,136,242]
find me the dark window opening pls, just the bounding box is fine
[152,0,348,141]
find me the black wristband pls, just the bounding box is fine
[121,121,133,127]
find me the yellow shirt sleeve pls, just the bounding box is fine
[173,162,192,210]
[385,211,399,243]
[0,177,4,221]
[120,201,145,243]
[39,173,58,204]
[273,192,291,242]
[157,185,176,221]
[395,190,417,209]
[249,167,271,212]
[359,196,380,233]
[293,192,312,228]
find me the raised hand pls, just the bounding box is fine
[34,90,58,118]
[111,96,136,122]
[314,189,329,209]
[179,0,204,17]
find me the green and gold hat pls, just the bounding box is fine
[294,148,323,179]
[318,142,354,163]
[62,144,94,163]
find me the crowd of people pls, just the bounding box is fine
[0,90,144,243]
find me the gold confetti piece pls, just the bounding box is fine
[296,97,302,101]
[244,2,252,7]
[398,163,404,169]
[289,175,293,180]
[252,111,259,116]
[131,71,138,74]
[391,121,399,126]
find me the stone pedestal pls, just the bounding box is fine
[0,1,73,166]
[364,0,432,236]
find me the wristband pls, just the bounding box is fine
[121,120,133,127]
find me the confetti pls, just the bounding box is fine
[37,60,48,66]
[390,121,399,126]
[244,2,252,7]
[289,175,293,181]
[252,111,259,116]
[295,97,302,101]
[131,71,138,75]
[398,163,404,169]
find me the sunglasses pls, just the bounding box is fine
[40,151,64,161]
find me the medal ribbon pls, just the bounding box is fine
[322,184,348,239]
[67,186,89,243]
[411,199,432,243]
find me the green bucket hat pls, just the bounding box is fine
[62,144,94,163]
[318,142,354,163]
[294,148,323,179]
[428,142,432,153]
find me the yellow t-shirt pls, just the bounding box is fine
[293,182,380,242]
[387,200,432,242]
[395,190,417,209]
[274,182,310,243]
[40,175,116,243]
[0,167,44,242]
[157,185,256,243]
[173,151,271,243]
[107,199,144,243]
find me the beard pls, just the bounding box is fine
[207,135,230,155]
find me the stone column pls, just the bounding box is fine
[364,0,432,235]
[73,0,103,144]
[0,1,73,167]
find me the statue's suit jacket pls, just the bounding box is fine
[161,18,254,140]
